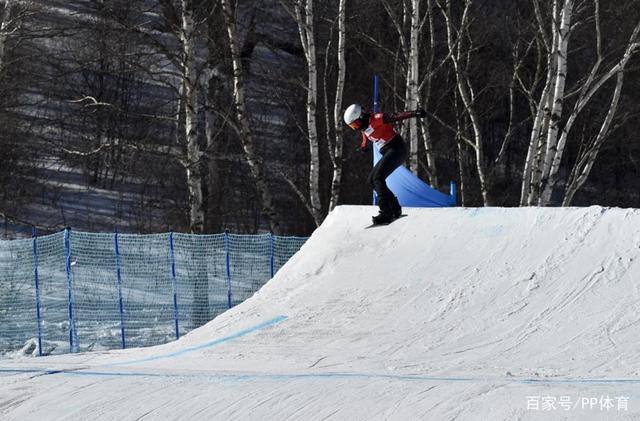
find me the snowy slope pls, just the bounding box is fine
[2,205,640,420]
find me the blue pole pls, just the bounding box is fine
[373,74,380,112]
[114,229,126,349]
[373,74,380,205]
[31,227,43,357]
[168,232,180,340]
[269,233,275,279]
[449,181,457,206]
[224,231,232,309]
[64,228,78,353]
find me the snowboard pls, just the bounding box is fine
[365,214,407,229]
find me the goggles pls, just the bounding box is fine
[348,119,361,130]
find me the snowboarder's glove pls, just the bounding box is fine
[358,144,370,153]
[414,108,427,118]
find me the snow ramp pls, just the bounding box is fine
[2,205,640,420]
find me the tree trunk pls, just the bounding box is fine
[440,0,490,205]
[179,0,204,233]
[294,0,323,226]
[419,0,438,186]
[328,0,346,212]
[522,0,558,205]
[562,70,625,205]
[179,0,208,328]
[204,67,223,232]
[538,0,573,205]
[0,0,13,73]
[406,0,420,174]
[527,81,554,205]
[221,0,282,234]
[519,79,551,205]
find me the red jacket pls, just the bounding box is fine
[360,111,418,149]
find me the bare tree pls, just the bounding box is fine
[379,0,421,174]
[4,0,640,237]
[177,0,205,232]
[0,0,13,72]
[406,0,421,173]
[418,0,438,186]
[536,0,573,205]
[521,0,640,206]
[327,0,347,212]
[438,0,490,205]
[519,0,558,205]
[280,0,323,227]
[562,19,640,205]
[220,0,282,233]
[0,1,40,87]
[0,0,20,205]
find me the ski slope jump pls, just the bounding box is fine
[2,205,640,420]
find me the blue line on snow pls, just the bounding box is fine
[106,315,289,366]
[0,315,288,375]
[1,314,640,386]
[1,367,640,386]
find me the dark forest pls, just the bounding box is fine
[1,0,639,237]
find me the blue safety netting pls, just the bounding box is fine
[0,230,307,357]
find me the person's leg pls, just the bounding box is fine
[369,154,395,216]
[389,195,401,218]
[369,141,406,219]
[383,139,407,217]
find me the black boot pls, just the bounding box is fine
[373,195,398,225]
[389,195,402,218]
[372,211,394,225]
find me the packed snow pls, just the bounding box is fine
[1,205,640,420]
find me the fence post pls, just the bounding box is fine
[224,231,232,308]
[169,232,180,340]
[64,228,78,353]
[114,229,126,349]
[31,227,43,357]
[269,233,275,279]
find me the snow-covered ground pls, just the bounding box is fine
[1,205,640,420]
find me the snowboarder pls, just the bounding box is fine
[343,103,426,225]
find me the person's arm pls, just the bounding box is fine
[382,109,426,124]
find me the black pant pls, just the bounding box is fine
[368,135,407,215]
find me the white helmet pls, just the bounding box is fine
[343,103,363,126]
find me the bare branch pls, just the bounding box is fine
[69,96,178,122]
